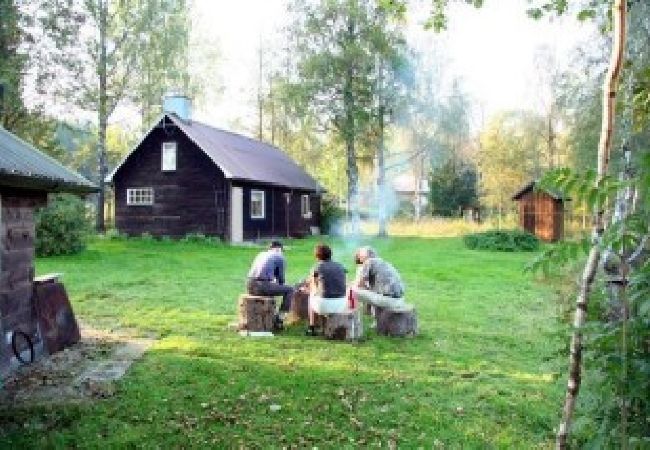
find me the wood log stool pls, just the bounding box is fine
[238,295,276,332]
[376,304,418,337]
[321,309,363,341]
[286,289,310,324]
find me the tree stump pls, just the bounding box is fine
[286,289,309,324]
[238,295,276,332]
[322,309,363,341]
[376,304,417,337]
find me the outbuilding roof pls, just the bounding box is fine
[108,114,323,192]
[0,126,97,193]
[512,180,568,201]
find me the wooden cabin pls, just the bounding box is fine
[107,99,322,242]
[0,126,96,376]
[512,181,567,242]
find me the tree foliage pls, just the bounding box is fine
[35,194,93,256]
[428,159,478,216]
[286,0,408,229]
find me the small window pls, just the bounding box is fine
[301,194,312,219]
[162,142,177,171]
[250,190,265,219]
[127,188,154,206]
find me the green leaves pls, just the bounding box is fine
[537,167,624,212]
[525,238,590,275]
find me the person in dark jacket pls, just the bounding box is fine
[305,243,347,335]
[246,240,293,328]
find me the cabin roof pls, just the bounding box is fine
[108,114,323,192]
[0,126,97,193]
[512,180,568,201]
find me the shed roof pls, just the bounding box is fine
[512,180,568,201]
[0,126,97,193]
[108,114,323,192]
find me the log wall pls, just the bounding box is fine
[0,189,46,376]
[113,126,229,238]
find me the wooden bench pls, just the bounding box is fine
[237,295,276,332]
[375,304,418,337]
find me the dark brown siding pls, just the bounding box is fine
[113,127,229,238]
[240,184,321,240]
[0,188,47,376]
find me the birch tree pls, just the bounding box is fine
[287,0,407,233]
[52,0,193,231]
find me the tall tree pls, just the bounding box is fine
[287,0,407,233]
[0,0,80,156]
[50,0,193,231]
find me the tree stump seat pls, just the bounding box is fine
[375,303,417,337]
[286,289,310,324]
[316,309,363,341]
[238,295,276,332]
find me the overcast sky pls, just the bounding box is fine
[190,0,597,133]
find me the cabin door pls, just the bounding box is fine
[231,187,243,243]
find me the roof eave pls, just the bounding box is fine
[0,171,98,194]
[228,177,324,193]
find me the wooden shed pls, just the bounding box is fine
[512,181,567,242]
[107,105,323,242]
[0,126,96,376]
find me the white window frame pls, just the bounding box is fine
[162,142,177,171]
[126,188,154,206]
[250,190,265,219]
[301,194,312,219]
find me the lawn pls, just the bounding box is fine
[0,236,565,448]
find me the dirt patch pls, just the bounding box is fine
[0,326,155,406]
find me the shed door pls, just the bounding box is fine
[231,187,243,243]
[523,201,535,234]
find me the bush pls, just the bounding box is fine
[463,229,540,252]
[321,196,345,235]
[36,194,93,256]
[182,232,221,245]
[104,228,125,240]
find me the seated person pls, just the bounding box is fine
[306,243,347,335]
[351,246,405,311]
[246,240,293,329]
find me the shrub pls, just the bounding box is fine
[182,232,221,245]
[104,228,125,240]
[36,194,93,256]
[463,229,540,252]
[320,196,345,235]
[140,232,155,242]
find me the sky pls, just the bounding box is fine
[190,0,597,133]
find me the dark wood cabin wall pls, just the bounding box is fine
[0,189,47,375]
[240,184,321,240]
[113,127,229,238]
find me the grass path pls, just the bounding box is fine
[1,237,564,448]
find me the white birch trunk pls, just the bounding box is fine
[556,1,627,447]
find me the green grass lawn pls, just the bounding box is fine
[1,236,565,448]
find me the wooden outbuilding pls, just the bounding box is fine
[107,98,323,242]
[0,126,96,376]
[512,181,567,242]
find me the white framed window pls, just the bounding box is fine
[127,188,154,206]
[250,190,265,219]
[301,194,312,219]
[162,142,177,171]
